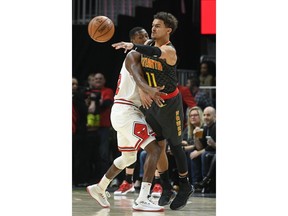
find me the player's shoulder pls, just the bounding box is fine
[165,42,175,49]
[126,50,141,59]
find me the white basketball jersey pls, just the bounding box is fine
[114,58,141,107]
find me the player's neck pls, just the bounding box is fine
[155,37,170,47]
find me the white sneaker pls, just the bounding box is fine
[133,198,164,212]
[86,184,111,208]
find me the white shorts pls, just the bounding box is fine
[111,103,156,152]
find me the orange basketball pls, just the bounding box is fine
[88,16,115,43]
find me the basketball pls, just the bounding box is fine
[88,16,115,43]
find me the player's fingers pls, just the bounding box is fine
[157,85,165,90]
[155,99,163,107]
[111,42,122,47]
[157,91,167,96]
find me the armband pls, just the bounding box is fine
[132,44,161,57]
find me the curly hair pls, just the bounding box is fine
[154,12,178,35]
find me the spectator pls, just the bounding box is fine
[183,106,205,188]
[84,73,101,182]
[84,72,114,183]
[186,76,213,111]
[92,73,114,178]
[199,61,215,86]
[72,77,89,186]
[193,106,216,193]
[85,73,100,128]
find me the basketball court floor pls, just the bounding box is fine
[72,187,216,216]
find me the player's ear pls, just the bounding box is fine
[167,28,172,35]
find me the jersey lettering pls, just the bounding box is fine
[141,57,163,71]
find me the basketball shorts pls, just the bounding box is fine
[145,93,184,146]
[111,103,156,152]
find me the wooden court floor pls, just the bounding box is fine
[72,187,216,216]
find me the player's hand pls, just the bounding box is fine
[139,89,153,109]
[148,85,167,107]
[112,42,134,53]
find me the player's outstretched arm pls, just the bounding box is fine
[112,41,176,65]
[112,41,161,58]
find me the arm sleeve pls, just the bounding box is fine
[132,43,162,58]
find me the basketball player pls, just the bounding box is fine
[114,27,163,197]
[112,11,194,210]
[86,46,165,211]
[113,27,147,195]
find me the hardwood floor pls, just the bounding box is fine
[72,188,216,216]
